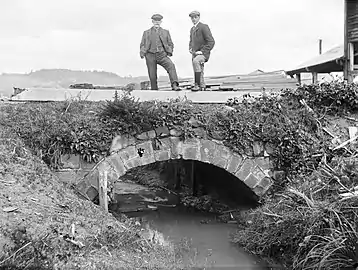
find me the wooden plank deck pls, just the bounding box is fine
[10,88,269,103]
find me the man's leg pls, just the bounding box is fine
[145,53,158,90]
[192,55,206,91]
[157,52,180,90]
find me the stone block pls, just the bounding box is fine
[158,137,172,151]
[61,154,80,169]
[226,154,243,174]
[136,131,149,140]
[251,166,266,181]
[200,140,217,163]
[253,141,264,156]
[212,157,227,169]
[124,157,143,169]
[216,144,231,160]
[136,141,154,157]
[255,157,271,171]
[140,154,156,166]
[235,158,255,180]
[108,154,127,177]
[154,149,171,162]
[147,130,156,139]
[118,145,137,162]
[182,143,200,161]
[258,177,273,190]
[110,135,135,153]
[243,173,260,188]
[169,128,183,137]
[245,146,254,157]
[80,158,96,170]
[212,144,231,168]
[86,186,99,201]
[169,137,183,158]
[155,126,170,137]
[75,179,88,195]
[252,185,265,196]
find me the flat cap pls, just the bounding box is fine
[189,10,200,17]
[151,14,163,21]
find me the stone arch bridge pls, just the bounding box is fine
[76,126,277,212]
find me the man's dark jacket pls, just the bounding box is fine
[140,27,174,58]
[189,22,215,62]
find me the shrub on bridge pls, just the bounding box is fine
[282,81,358,115]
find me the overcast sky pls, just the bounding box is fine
[0,0,343,77]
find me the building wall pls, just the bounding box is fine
[347,0,358,43]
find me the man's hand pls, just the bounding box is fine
[196,51,203,55]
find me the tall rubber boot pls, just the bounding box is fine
[192,72,201,91]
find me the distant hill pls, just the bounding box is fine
[0,69,168,97]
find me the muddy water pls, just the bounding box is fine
[111,185,267,269]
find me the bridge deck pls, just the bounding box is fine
[10,88,271,103]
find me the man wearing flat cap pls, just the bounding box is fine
[140,14,181,91]
[189,11,215,91]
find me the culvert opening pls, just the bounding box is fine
[108,159,260,217]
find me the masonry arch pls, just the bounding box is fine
[75,131,274,211]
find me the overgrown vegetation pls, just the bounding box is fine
[2,81,358,269]
[231,81,358,269]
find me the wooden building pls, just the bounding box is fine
[287,0,358,84]
[344,0,358,82]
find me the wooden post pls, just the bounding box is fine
[191,161,197,196]
[344,0,349,81]
[174,160,181,190]
[296,73,301,85]
[312,72,318,84]
[99,170,109,212]
[319,39,322,55]
[349,42,355,74]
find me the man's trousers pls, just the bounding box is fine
[145,51,179,90]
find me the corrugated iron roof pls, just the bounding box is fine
[286,45,344,75]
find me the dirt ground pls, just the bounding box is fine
[0,127,197,269]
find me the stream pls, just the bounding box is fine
[110,181,268,269]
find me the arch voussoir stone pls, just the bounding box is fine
[76,126,277,212]
[181,138,201,161]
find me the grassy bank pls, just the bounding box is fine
[0,127,200,269]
